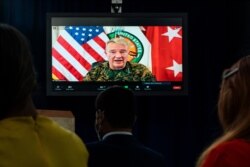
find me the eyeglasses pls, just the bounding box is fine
[222,67,239,79]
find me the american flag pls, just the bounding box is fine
[52,26,109,81]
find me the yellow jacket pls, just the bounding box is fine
[0,115,88,167]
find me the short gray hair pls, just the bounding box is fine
[106,37,129,50]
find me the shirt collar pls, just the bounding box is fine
[102,131,132,140]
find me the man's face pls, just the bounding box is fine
[106,42,129,70]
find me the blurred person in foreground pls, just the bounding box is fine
[86,86,166,167]
[0,23,88,167]
[196,55,250,167]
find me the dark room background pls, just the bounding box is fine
[1,1,250,167]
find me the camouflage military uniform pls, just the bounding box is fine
[84,61,155,82]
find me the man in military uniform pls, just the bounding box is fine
[84,37,155,82]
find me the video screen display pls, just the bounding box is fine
[46,13,188,96]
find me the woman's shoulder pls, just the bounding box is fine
[203,139,250,167]
[217,139,250,150]
[209,139,250,160]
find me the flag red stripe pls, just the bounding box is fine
[82,43,105,62]
[93,36,106,49]
[58,36,92,71]
[52,48,83,80]
[52,66,68,81]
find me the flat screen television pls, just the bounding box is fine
[46,13,188,96]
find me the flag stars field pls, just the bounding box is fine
[145,26,183,81]
[162,26,182,42]
[166,59,182,77]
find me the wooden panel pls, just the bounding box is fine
[37,109,75,132]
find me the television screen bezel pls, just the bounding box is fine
[46,13,188,96]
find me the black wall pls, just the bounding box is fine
[1,1,250,167]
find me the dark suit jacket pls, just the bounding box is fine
[86,134,166,167]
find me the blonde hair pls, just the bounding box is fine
[196,55,250,167]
